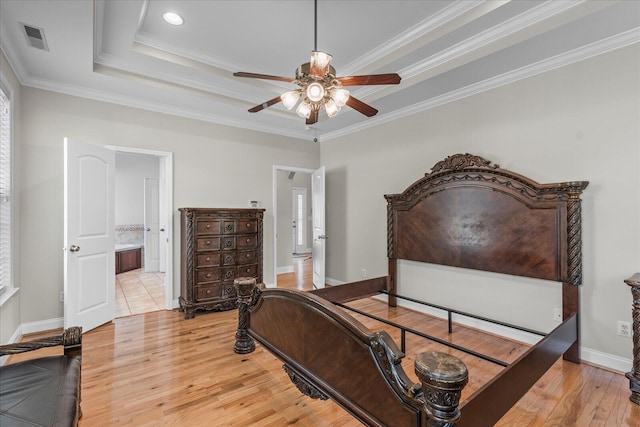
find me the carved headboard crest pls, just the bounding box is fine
[429,153,499,175]
[385,153,588,285]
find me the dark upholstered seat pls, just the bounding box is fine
[0,355,80,426]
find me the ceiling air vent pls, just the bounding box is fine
[21,23,49,51]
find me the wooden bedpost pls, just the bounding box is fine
[234,277,257,354]
[625,273,640,405]
[414,351,468,426]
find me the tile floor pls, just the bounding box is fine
[115,269,166,317]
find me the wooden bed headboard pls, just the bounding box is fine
[384,153,588,360]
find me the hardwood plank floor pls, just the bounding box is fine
[10,257,640,425]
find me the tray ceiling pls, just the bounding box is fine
[1,0,638,142]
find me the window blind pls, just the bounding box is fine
[0,85,11,294]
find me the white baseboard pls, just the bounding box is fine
[277,266,294,274]
[581,346,632,373]
[20,317,64,334]
[325,277,345,286]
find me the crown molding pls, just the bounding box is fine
[18,73,310,140]
[0,37,27,86]
[321,28,640,142]
[340,0,485,76]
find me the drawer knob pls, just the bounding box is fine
[206,257,211,262]
[226,224,233,231]
[245,268,250,273]
[246,253,251,258]
[206,273,211,278]
[206,289,211,294]
[205,240,211,245]
[246,238,251,243]
[206,224,211,229]
[246,223,250,227]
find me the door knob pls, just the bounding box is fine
[318,235,328,240]
[69,245,80,252]
[160,228,165,232]
[146,228,150,231]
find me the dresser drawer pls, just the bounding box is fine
[221,267,236,282]
[222,252,236,265]
[238,264,257,277]
[221,283,236,299]
[237,250,256,265]
[196,284,220,301]
[196,253,220,267]
[196,237,221,251]
[196,268,221,284]
[237,236,257,249]
[238,219,258,233]
[196,220,221,235]
[222,220,236,234]
[222,237,236,250]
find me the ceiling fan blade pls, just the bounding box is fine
[346,96,378,117]
[336,73,401,86]
[306,109,319,125]
[248,96,283,113]
[234,72,295,83]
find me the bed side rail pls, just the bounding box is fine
[310,276,388,303]
[456,313,578,427]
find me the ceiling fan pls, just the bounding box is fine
[233,0,401,125]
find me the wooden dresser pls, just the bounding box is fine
[179,208,265,319]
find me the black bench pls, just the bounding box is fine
[0,327,82,426]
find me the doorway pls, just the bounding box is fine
[111,146,173,317]
[273,165,317,288]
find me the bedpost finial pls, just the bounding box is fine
[415,351,468,426]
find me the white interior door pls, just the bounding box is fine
[64,138,115,332]
[312,167,326,289]
[144,178,160,272]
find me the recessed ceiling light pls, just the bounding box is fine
[163,12,184,26]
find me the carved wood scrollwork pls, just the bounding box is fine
[625,273,640,405]
[283,365,328,400]
[430,153,499,174]
[370,331,422,399]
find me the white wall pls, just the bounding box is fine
[321,45,640,363]
[17,87,319,323]
[115,152,159,225]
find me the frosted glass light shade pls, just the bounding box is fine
[281,91,300,110]
[306,83,325,102]
[310,51,332,75]
[296,101,312,118]
[324,99,340,117]
[331,88,350,107]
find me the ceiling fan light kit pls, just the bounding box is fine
[233,0,401,125]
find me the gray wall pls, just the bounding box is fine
[321,45,640,362]
[115,152,159,225]
[16,87,319,324]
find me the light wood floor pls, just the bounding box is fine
[11,257,639,426]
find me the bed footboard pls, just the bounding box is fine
[234,277,472,427]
